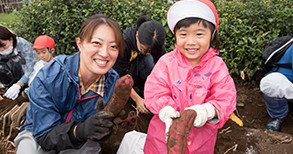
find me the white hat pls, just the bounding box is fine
[167,0,219,33]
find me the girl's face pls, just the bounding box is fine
[175,22,211,66]
[35,48,54,62]
[77,24,119,77]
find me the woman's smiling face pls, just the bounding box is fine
[77,24,119,77]
[175,22,211,66]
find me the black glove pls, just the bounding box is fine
[75,111,114,141]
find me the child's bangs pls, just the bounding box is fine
[174,17,215,33]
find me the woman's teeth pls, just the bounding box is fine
[96,60,107,64]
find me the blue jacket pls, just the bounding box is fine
[23,52,119,139]
[267,45,293,82]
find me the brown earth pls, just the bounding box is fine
[0,80,293,154]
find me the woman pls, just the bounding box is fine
[113,16,166,113]
[0,25,39,100]
[14,14,125,153]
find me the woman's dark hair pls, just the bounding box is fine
[135,15,152,31]
[174,17,220,50]
[0,25,17,49]
[136,16,166,62]
[78,14,125,56]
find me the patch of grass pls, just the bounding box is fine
[0,11,19,31]
[237,101,245,107]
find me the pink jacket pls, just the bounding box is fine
[143,47,236,154]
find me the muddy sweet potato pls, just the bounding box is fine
[167,109,197,154]
[97,74,134,146]
[100,74,133,117]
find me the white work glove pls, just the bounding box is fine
[185,103,215,127]
[159,106,180,141]
[3,84,21,100]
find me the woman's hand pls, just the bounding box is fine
[135,96,150,114]
[130,88,150,114]
[3,82,22,100]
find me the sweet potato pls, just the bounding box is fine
[167,109,197,154]
[100,74,133,117]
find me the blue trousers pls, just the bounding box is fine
[263,94,289,119]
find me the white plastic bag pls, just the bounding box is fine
[117,130,147,154]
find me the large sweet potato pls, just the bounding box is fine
[167,109,197,154]
[98,74,133,117]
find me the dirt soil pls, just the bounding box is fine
[0,80,293,154]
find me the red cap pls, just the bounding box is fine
[31,35,55,49]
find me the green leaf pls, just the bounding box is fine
[237,101,245,107]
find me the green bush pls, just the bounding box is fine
[0,11,19,29]
[13,0,293,81]
[14,0,174,55]
[214,0,293,81]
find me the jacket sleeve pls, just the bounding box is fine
[16,37,38,86]
[144,59,176,115]
[37,121,85,151]
[205,61,237,128]
[29,70,86,151]
[28,73,65,139]
[28,60,45,86]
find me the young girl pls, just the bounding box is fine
[143,0,236,153]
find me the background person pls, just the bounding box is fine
[28,35,56,86]
[143,0,236,153]
[113,15,166,113]
[260,36,293,132]
[14,14,125,153]
[0,25,39,100]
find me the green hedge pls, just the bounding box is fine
[214,0,293,81]
[14,0,293,81]
[0,12,18,29]
[14,0,174,55]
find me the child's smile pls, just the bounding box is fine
[175,22,211,67]
[186,48,198,54]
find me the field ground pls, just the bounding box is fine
[0,80,293,154]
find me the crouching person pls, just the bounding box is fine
[14,14,125,153]
[260,36,293,132]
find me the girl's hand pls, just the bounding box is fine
[184,103,216,127]
[159,106,180,141]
